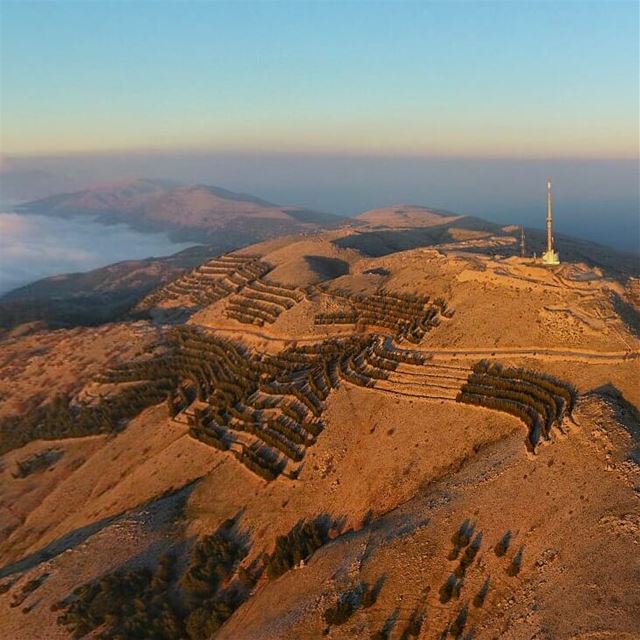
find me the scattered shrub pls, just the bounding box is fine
[182,521,247,599]
[0,379,173,456]
[473,578,490,608]
[449,605,468,637]
[361,582,380,608]
[451,520,474,548]
[400,608,425,639]
[13,449,63,478]
[456,532,482,577]
[494,531,512,557]
[506,548,524,577]
[324,597,357,626]
[56,519,252,640]
[439,574,462,604]
[10,573,49,609]
[266,518,331,579]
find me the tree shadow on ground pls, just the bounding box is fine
[139,304,201,324]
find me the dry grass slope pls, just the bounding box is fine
[1,212,638,640]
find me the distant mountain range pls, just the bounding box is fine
[2,179,351,328]
[0,156,87,202]
[16,178,349,242]
[3,187,638,333]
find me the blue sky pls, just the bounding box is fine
[1,0,638,157]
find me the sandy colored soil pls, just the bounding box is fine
[218,393,640,640]
[0,322,162,419]
[0,213,638,639]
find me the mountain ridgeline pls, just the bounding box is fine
[1,180,352,329]
[0,198,639,639]
[16,178,349,243]
[3,194,639,331]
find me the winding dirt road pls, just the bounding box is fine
[195,324,639,364]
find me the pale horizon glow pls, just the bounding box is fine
[1,0,638,159]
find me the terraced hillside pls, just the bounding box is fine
[457,360,577,451]
[224,278,304,326]
[42,330,458,481]
[315,288,453,343]
[0,322,578,485]
[136,254,272,311]
[1,210,638,640]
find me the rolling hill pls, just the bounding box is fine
[354,204,463,228]
[0,202,638,640]
[1,181,353,329]
[16,178,350,242]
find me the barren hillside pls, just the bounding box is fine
[0,210,638,640]
[16,179,349,243]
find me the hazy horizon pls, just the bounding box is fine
[1,0,638,290]
[3,152,638,254]
[2,1,638,157]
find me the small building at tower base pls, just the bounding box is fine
[542,249,560,265]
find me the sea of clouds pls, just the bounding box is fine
[0,212,195,296]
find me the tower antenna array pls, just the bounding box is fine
[542,179,560,265]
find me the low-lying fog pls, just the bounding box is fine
[1,155,637,297]
[0,212,195,296]
[5,154,638,252]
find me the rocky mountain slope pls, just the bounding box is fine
[0,206,638,640]
[0,246,215,329]
[16,179,349,242]
[1,180,353,329]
